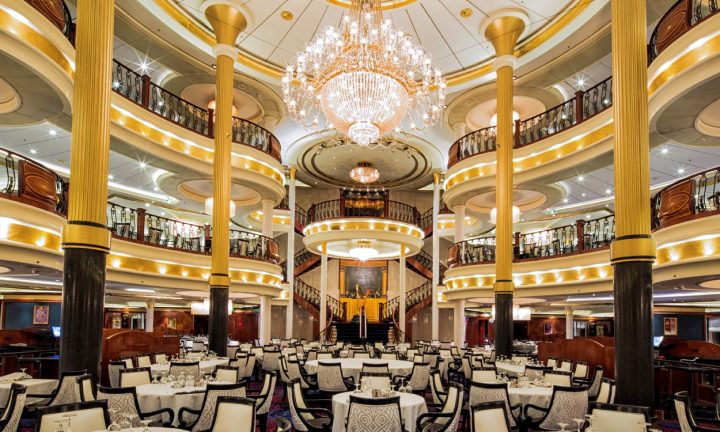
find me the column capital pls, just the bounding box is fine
[493,55,518,71]
[203,0,249,46]
[212,43,239,60]
[481,9,529,56]
[288,167,297,180]
[433,171,443,185]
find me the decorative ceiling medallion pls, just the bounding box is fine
[280,10,293,21]
[460,8,473,18]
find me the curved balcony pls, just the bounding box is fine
[308,199,421,226]
[649,0,719,62]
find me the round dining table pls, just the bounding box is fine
[331,391,427,432]
[495,361,527,377]
[135,383,208,426]
[150,358,229,378]
[508,385,553,419]
[304,359,413,382]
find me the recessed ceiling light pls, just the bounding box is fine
[661,148,669,154]
[280,10,293,21]
[160,212,165,216]
[677,168,685,174]
[139,61,149,74]
[586,215,591,219]
[563,198,569,203]
[108,174,114,180]
[30,149,37,154]
[605,189,611,194]
[577,175,584,182]
[144,203,150,207]
[125,288,155,293]
[459,7,472,18]
[581,192,586,197]
[139,162,147,169]
[153,187,159,191]
[49,130,57,136]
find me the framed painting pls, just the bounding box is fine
[664,317,678,336]
[339,260,387,298]
[167,317,177,329]
[543,322,553,335]
[33,304,50,325]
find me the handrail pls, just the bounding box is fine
[295,279,343,319]
[111,58,282,162]
[649,0,719,62]
[382,281,433,321]
[308,199,421,226]
[0,148,67,216]
[653,166,720,229]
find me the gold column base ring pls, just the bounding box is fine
[610,236,657,264]
[61,222,111,253]
[494,279,515,294]
[209,274,231,288]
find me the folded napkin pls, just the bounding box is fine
[0,372,26,383]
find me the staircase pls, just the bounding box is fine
[382,280,433,323]
[294,279,344,321]
[334,322,391,344]
[406,249,446,280]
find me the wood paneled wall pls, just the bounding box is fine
[538,338,615,378]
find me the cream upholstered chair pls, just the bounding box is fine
[262,350,282,371]
[248,370,277,430]
[206,396,256,432]
[226,345,239,358]
[317,362,354,394]
[242,354,256,381]
[108,360,126,388]
[154,353,168,364]
[380,352,398,360]
[136,354,152,368]
[346,395,403,432]
[544,370,573,387]
[119,367,152,388]
[430,370,447,404]
[424,353,441,369]
[286,379,333,432]
[168,361,200,381]
[596,378,616,404]
[471,367,497,384]
[76,374,95,402]
[590,402,649,432]
[97,386,174,426]
[317,352,333,360]
[358,372,392,390]
[0,384,27,432]
[27,370,85,407]
[353,351,371,359]
[361,362,390,374]
[121,357,134,369]
[468,381,521,430]
[287,359,316,388]
[546,357,558,368]
[416,382,464,432]
[214,366,240,383]
[580,366,604,399]
[573,361,588,380]
[393,362,431,394]
[179,382,246,432]
[524,386,589,431]
[470,401,513,432]
[559,359,573,371]
[36,400,110,432]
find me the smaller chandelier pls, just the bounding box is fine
[490,206,520,225]
[205,197,236,218]
[349,240,379,261]
[350,161,380,184]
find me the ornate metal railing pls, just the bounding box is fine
[24,0,75,43]
[447,126,497,167]
[447,237,497,267]
[517,98,577,147]
[308,199,420,226]
[518,224,577,258]
[653,167,720,229]
[382,281,433,321]
[295,204,309,229]
[295,279,343,319]
[0,148,67,215]
[583,77,614,119]
[649,0,720,62]
[295,248,317,269]
[110,60,282,162]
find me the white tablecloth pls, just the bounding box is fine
[0,378,58,407]
[150,359,229,377]
[304,359,413,382]
[495,361,526,377]
[331,391,427,432]
[508,386,553,419]
[136,384,207,426]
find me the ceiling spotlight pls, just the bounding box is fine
[563,198,569,203]
[677,168,685,174]
[108,174,114,180]
[605,189,611,194]
[577,175,584,182]
[49,130,57,136]
[30,149,37,154]
[139,60,149,74]
[661,148,668,155]
[139,162,147,169]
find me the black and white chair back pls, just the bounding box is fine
[573,361,588,380]
[487,350,496,364]
[46,370,85,406]
[108,361,126,388]
[358,372,392,390]
[468,381,520,429]
[403,362,431,392]
[136,355,152,368]
[226,345,239,358]
[524,385,589,431]
[305,350,318,362]
[590,402,649,432]
[179,382,246,432]
[242,354,256,380]
[471,367,497,384]
[214,366,240,383]
[119,367,152,388]
[76,374,95,402]
[168,361,200,381]
[0,384,26,432]
[423,353,440,369]
[154,353,168,364]
[546,357,558,368]
[97,386,174,426]
[380,352,398,360]
[287,379,333,432]
[470,401,512,432]
[430,370,446,404]
[525,365,549,381]
[416,382,464,432]
[121,357,134,369]
[674,391,705,432]
[287,359,312,388]
[596,378,614,404]
[317,352,333,360]
[317,362,353,393]
[346,395,403,432]
[586,366,604,399]
[36,400,110,432]
[544,370,573,387]
[361,362,390,374]
[559,359,573,371]
[262,350,281,371]
[353,351,371,359]
[207,396,256,432]
[252,370,277,417]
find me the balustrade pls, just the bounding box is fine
[308,199,420,226]
[295,279,343,319]
[382,281,433,321]
[0,148,67,215]
[649,0,719,62]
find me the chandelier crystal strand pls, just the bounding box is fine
[282,0,446,145]
[350,161,380,184]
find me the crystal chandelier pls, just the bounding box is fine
[349,240,379,261]
[282,0,446,146]
[350,161,380,184]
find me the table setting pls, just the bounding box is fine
[0,370,58,407]
[304,358,413,382]
[150,356,229,378]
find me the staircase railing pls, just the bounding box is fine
[408,250,447,280]
[295,279,343,319]
[382,281,433,321]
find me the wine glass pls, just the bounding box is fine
[118,414,132,431]
[557,422,569,432]
[125,413,138,429]
[354,382,361,393]
[572,418,585,431]
[19,368,28,379]
[140,419,152,432]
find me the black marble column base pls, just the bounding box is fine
[495,292,513,358]
[60,248,107,380]
[208,287,229,356]
[614,260,654,409]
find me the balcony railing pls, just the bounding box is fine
[382,281,433,321]
[308,199,421,226]
[0,148,67,216]
[653,167,720,229]
[448,77,614,168]
[295,279,344,319]
[649,0,720,62]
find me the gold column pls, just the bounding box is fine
[483,10,527,357]
[609,0,656,407]
[203,1,247,354]
[59,0,115,379]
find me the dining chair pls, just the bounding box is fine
[108,361,126,388]
[546,357,558,368]
[27,370,85,408]
[317,352,333,360]
[424,353,440,369]
[674,391,720,432]
[262,350,281,371]
[380,352,398,360]
[361,362,390,374]
[558,359,573,372]
[544,370,573,387]
[226,345,239,358]
[76,374,95,402]
[317,362,354,394]
[468,381,521,430]
[393,362,431,394]
[96,386,174,426]
[470,401,513,432]
[178,382,247,432]
[471,367,498,384]
[305,349,319,362]
[487,350,496,364]
[286,379,333,432]
[525,365,550,381]
[353,352,371,359]
[214,366,240,383]
[205,396,256,432]
[153,353,168,364]
[247,370,277,430]
[119,367,152,388]
[572,361,588,380]
[590,402,649,432]
[191,341,206,352]
[287,359,316,389]
[120,357,134,369]
[429,370,447,404]
[523,385,588,431]
[358,371,392,390]
[0,384,27,432]
[416,382,464,432]
[578,366,604,399]
[36,400,110,432]
[346,395,404,432]
[168,361,201,381]
[136,354,152,368]
[242,354,256,381]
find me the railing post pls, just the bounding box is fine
[141,75,151,108]
[204,224,211,254]
[513,231,521,259]
[575,90,585,123]
[207,108,215,138]
[136,208,146,243]
[576,219,585,251]
[513,119,521,147]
